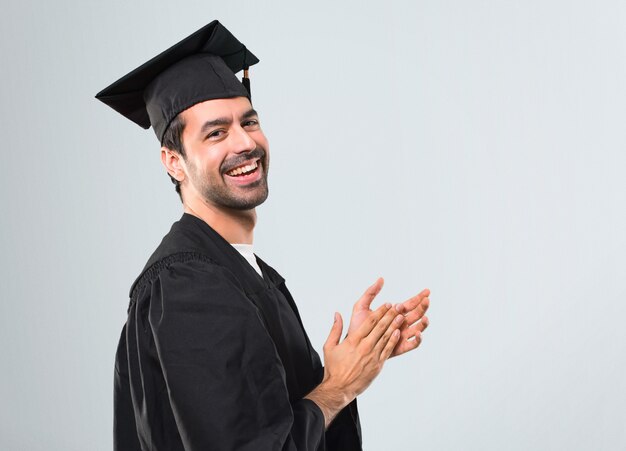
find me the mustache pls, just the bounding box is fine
[221,147,266,173]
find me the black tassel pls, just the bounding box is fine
[241,46,251,98]
[242,68,251,97]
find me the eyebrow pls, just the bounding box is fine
[241,108,258,120]
[199,108,259,136]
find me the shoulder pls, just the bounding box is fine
[132,252,242,300]
[130,253,262,329]
[129,214,232,299]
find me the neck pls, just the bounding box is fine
[183,197,256,244]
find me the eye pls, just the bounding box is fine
[242,119,260,129]
[206,129,226,140]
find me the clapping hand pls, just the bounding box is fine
[347,278,430,358]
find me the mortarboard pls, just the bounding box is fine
[95,20,259,143]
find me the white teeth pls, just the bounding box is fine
[227,160,258,176]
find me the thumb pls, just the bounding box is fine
[354,277,385,312]
[325,312,343,348]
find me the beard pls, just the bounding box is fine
[186,146,269,211]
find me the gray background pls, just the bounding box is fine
[1,0,625,450]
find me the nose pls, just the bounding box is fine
[231,124,256,153]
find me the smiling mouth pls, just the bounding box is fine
[225,159,260,177]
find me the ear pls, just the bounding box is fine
[161,147,185,182]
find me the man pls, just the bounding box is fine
[97,20,430,451]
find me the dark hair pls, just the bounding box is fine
[161,113,186,201]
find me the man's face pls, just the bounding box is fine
[178,96,270,210]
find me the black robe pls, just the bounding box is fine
[114,213,362,450]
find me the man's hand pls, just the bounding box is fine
[347,277,430,358]
[305,303,403,427]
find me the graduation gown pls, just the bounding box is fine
[114,213,362,450]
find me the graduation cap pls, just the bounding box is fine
[95,20,259,143]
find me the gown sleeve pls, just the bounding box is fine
[148,259,326,451]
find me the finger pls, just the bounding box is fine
[366,308,404,346]
[391,332,423,358]
[414,316,429,334]
[394,307,428,334]
[401,316,429,339]
[350,302,391,341]
[353,277,384,312]
[324,312,343,349]
[403,297,430,325]
[397,288,430,314]
[391,317,429,357]
[373,312,404,355]
[380,329,401,361]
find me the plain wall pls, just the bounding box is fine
[1,1,625,449]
